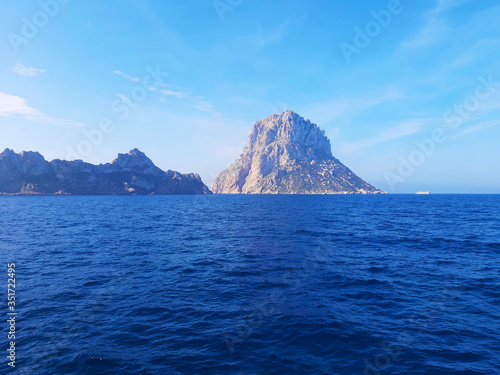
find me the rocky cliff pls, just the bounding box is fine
[0,148,211,195]
[212,111,385,194]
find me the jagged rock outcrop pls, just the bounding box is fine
[212,111,385,194]
[0,148,211,195]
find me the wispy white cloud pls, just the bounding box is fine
[298,88,404,125]
[433,0,469,13]
[452,121,496,138]
[242,22,288,50]
[0,92,40,117]
[113,70,140,82]
[161,89,191,99]
[114,69,214,112]
[448,39,500,68]
[478,94,500,112]
[0,91,84,127]
[400,0,470,49]
[159,90,215,112]
[401,18,447,49]
[394,1,500,102]
[193,98,215,112]
[12,63,46,77]
[116,93,131,102]
[338,120,425,153]
[452,90,500,127]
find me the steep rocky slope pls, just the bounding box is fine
[212,111,385,194]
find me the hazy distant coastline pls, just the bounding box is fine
[0,148,211,196]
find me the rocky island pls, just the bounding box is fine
[212,111,385,194]
[0,148,211,195]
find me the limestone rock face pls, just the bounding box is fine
[212,111,385,194]
[0,148,212,195]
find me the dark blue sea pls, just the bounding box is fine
[0,195,499,375]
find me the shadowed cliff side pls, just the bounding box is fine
[0,148,212,195]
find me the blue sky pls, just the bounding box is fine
[0,0,499,193]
